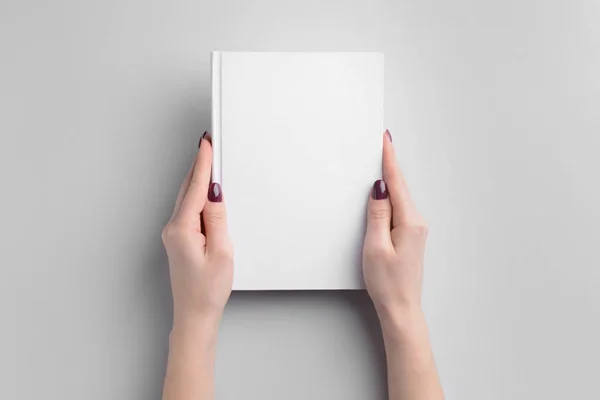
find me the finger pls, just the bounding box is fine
[382,129,418,227]
[364,179,393,249]
[177,135,213,221]
[170,132,206,220]
[203,182,231,253]
[170,160,196,221]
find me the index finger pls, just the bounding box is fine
[382,130,418,228]
[176,136,213,222]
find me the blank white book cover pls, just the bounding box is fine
[211,52,384,290]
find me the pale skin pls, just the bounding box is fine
[161,131,444,400]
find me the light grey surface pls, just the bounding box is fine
[2,0,600,399]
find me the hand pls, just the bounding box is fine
[161,134,234,327]
[363,130,429,323]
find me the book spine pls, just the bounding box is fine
[211,51,222,185]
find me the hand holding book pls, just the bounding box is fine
[363,130,444,400]
[161,129,444,400]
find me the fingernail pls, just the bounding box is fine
[208,182,222,202]
[371,179,388,200]
[199,131,207,148]
[385,129,392,143]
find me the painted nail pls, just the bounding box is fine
[385,129,392,143]
[208,182,222,202]
[371,179,388,200]
[199,131,207,148]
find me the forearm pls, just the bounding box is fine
[162,315,221,400]
[379,308,444,400]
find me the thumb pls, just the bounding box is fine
[203,182,231,253]
[365,179,393,247]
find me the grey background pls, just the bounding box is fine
[2,0,599,399]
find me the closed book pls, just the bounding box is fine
[211,52,384,290]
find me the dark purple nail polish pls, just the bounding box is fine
[371,179,388,200]
[208,182,222,202]
[385,129,392,143]
[199,131,207,148]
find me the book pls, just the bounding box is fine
[211,52,384,290]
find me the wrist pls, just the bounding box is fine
[375,303,428,342]
[171,310,222,344]
[376,304,438,372]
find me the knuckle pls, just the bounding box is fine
[211,245,234,263]
[397,219,429,237]
[161,222,186,243]
[203,211,226,225]
[161,225,171,243]
[368,207,391,221]
[363,245,384,259]
[363,241,393,260]
[413,220,429,234]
